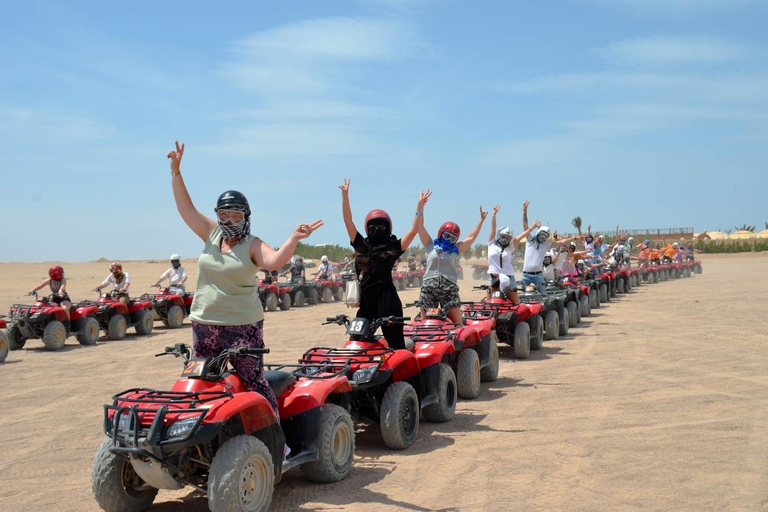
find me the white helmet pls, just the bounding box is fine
[673,242,679,248]
[539,226,551,236]
[628,237,635,244]
[321,255,328,263]
[496,226,513,246]
[170,254,180,261]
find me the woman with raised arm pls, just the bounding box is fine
[486,205,538,304]
[167,141,323,414]
[339,178,429,350]
[416,205,488,323]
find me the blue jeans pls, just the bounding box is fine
[521,272,546,294]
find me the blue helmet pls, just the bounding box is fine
[645,239,651,246]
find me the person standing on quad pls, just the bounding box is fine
[94,261,131,306]
[28,266,72,319]
[339,178,429,350]
[416,205,489,323]
[152,254,188,294]
[486,205,537,304]
[166,141,322,414]
[521,201,577,293]
[560,242,596,278]
[315,255,335,280]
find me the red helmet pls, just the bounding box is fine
[49,265,64,280]
[438,222,460,241]
[364,209,392,236]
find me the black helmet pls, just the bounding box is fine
[215,190,250,215]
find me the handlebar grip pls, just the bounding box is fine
[325,317,338,322]
[236,347,270,355]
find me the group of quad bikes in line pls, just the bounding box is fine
[81,257,702,511]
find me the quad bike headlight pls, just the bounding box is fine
[166,418,199,439]
[352,366,378,384]
[117,412,133,432]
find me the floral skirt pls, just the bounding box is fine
[192,320,278,414]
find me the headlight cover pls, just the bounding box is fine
[166,418,199,439]
[352,365,378,384]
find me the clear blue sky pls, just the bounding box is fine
[1,0,766,262]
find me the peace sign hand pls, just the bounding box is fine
[293,220,325,241]
[418,190,432,207]
[492,204,501,216]
[339,179,351,196]
[167,141,185,174]
[480,206,489,221]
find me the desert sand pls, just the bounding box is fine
[1,254,767,511]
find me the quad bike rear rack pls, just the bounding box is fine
[300,346,393,370]
[265,361,352,379]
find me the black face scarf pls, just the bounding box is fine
[172,261,181,269]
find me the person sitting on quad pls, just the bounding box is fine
[315,255,335,281]
[94,261,131,306]
[520,200,579,293]
[486,204,537,304]
[662,242,679,263]
[560,242,596,278]
[152,253,188,295]
[543,252,557,282]
[637,239,652,265]
[407,254,418,271]
[281,256,306,283]
[416,205,488,324]
[685,242,698,261]
[29,265,72,319]
[650,243,663,263]
[262,269,279,285]
[339,178,429,350]
[166,140,322,415]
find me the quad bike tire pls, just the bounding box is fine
[108,315,127,341]
[265,293,278,312]
[580,295,590,317]
[513,322,530,360]
[7,324,25,350]
[208,435,274,512]
[410,276,422,287]
[559,307,569,336]
[43,320,67,351]
[684,267,691,278]
[77,317,100,345]
[544,311,559,340]
[308,288,319,305]
[480,332,499,382]
[321,288,333,303]
[695,265,702,275]
[457,349,481,399]
[92,437,158,512]
[302,404,355,483]
[0,331,8,362]
[589,290,598,310]
[599,284,608,303]
[294,291,306,308]
[135,310,154,335]
[165,305,184,328]
[279,293,291,311]
[422,363,457,423]
[529,314,543,350]
[617,278,625,294]
[567,301,579,328]
[332,287,344,301]
[397,279,406,291]
[380,381,419,450]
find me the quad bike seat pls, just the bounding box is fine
[265,370,297,397]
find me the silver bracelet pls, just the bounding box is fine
[171,171,181,177]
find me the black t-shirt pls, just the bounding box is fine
[351,232,404,289]
[290,265,304,278]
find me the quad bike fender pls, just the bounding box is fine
[527,303,544,316]
[128,300,153,314]
[413,340,455,368]
[205,392,278,434]
[71,304,99,321]
[278,376,351,420]
[385,351,421,383]
[465,318,494,339]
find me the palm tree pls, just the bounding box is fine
[734,224,756,232]
[571,216,582,235]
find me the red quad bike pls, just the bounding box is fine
[463,285,544,359]
[314,276,345,303]
[629,267,642,288]
[92,344,355,512]
[406,267,426,288]
[6,291,101,351]
[304,314,447,450]
[85,291,155,341]
[0,316,9,362]
[559,276,592,318]
[258,280,292,312]
[391,269,408,291]
[140,287,194,328]
[403,302,499,401]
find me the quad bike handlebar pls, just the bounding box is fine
[323,314,410,328]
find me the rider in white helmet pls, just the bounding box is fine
[152,254,188,294]
[486,205,537,303]
[315,255,335,280]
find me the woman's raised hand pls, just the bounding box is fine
[339,179,351,196]
[492,204,501,216]
[293,220,325,241]
[480,206,489,221]
[533,219,541,228]
[418,189,432,207]
[167,141,185,174]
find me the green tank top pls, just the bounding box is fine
[189,225,264,325]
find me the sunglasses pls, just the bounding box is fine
[216,209,245,223]
[442,232,458,243]
[368,224,389,233]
